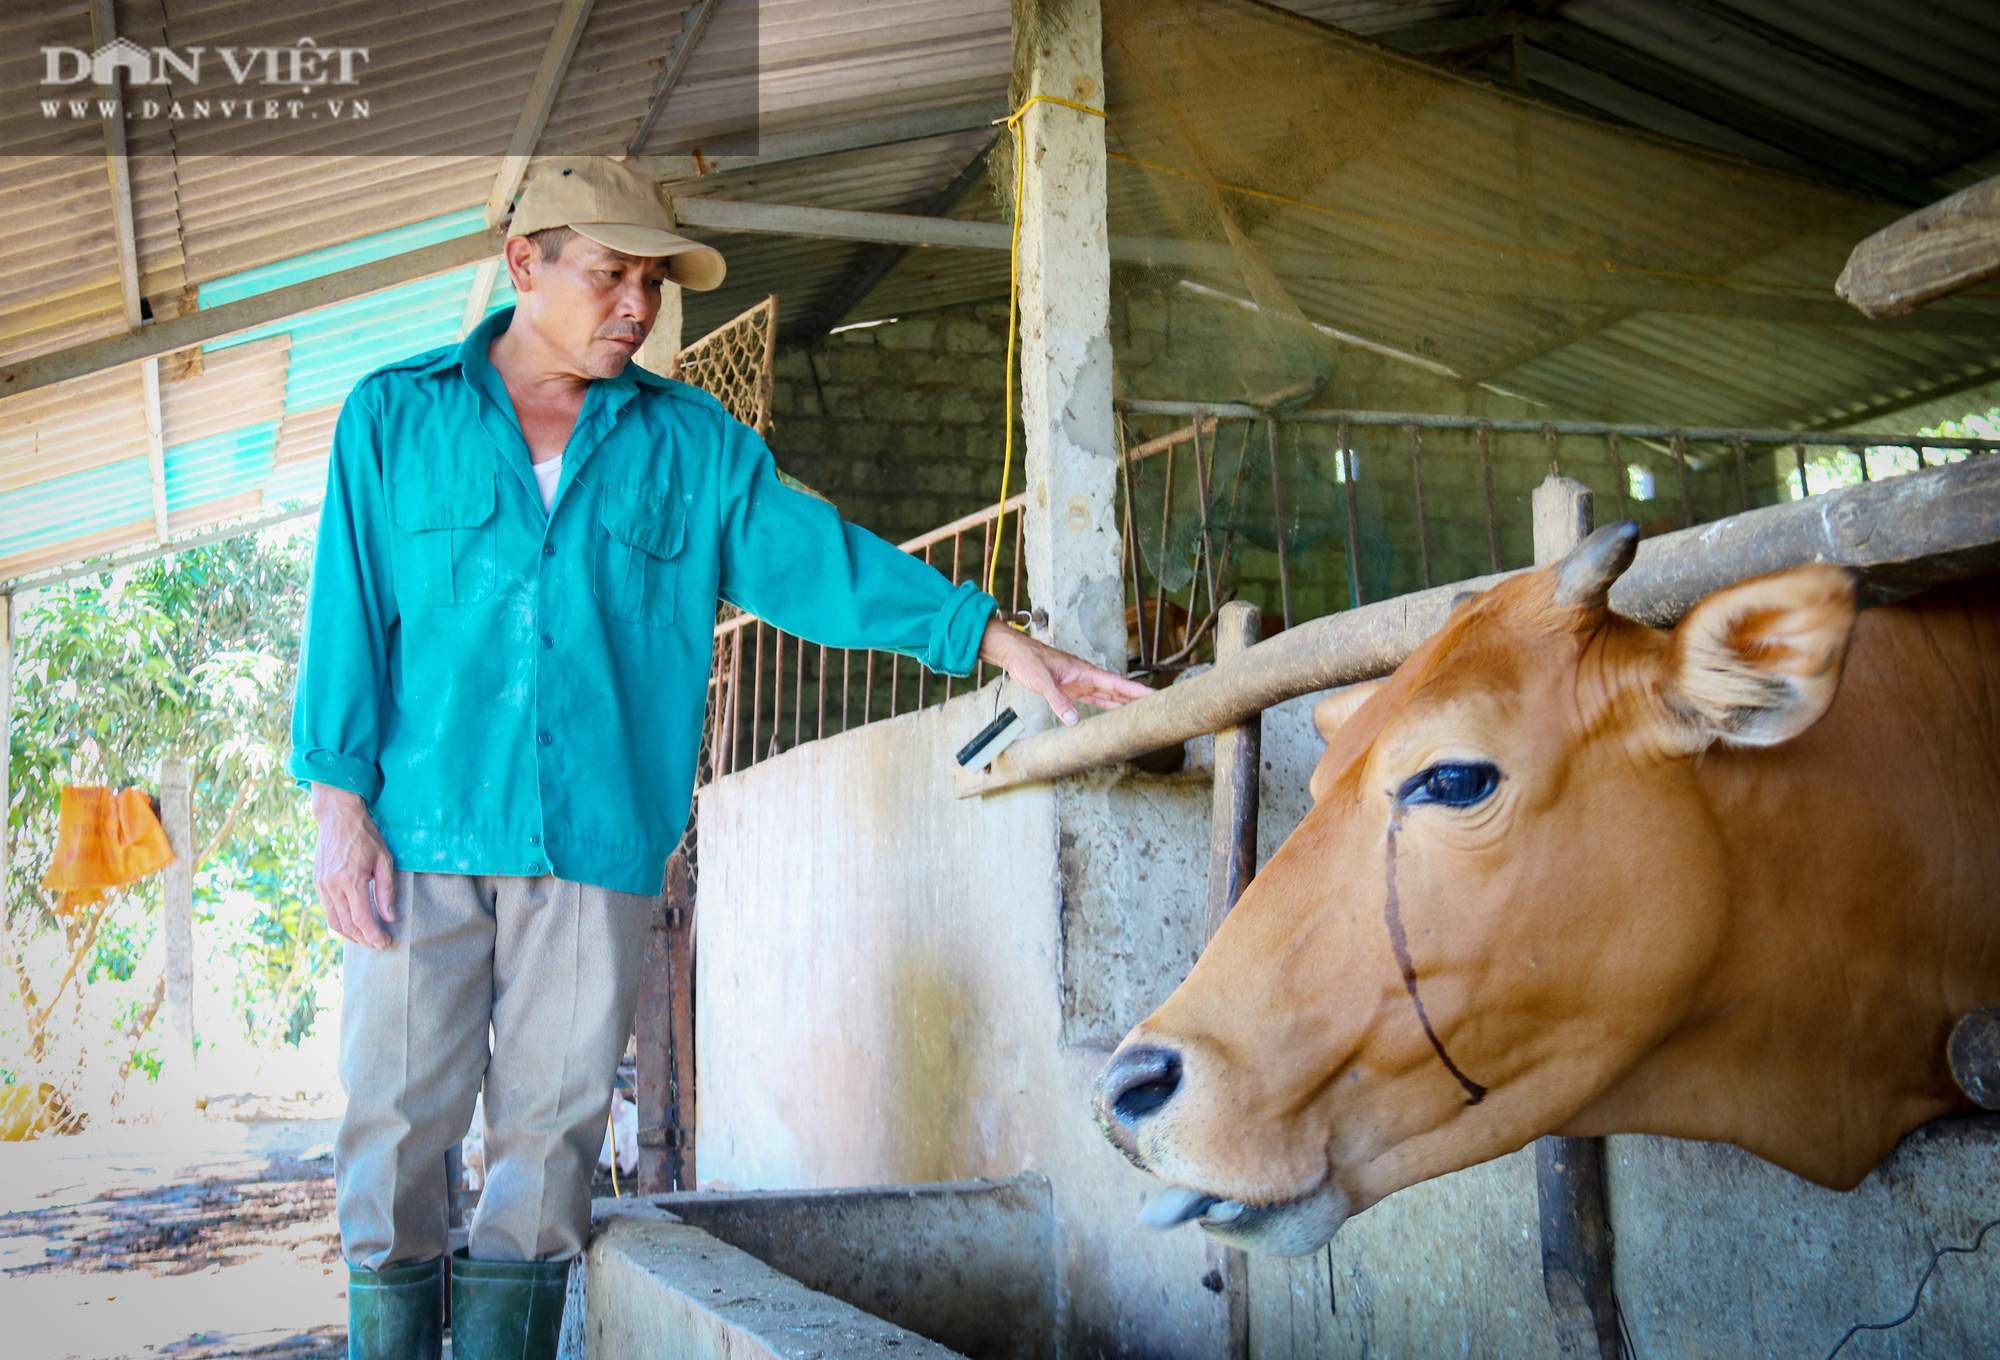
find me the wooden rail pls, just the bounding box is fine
[956,453,2000,797]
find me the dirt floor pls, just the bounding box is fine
[0,1117,346,1360]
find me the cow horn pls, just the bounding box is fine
[1552,521,1640,609]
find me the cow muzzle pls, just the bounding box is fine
[1094,1043,1351,1257]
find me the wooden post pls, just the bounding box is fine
[636,849,695,1192]
[1205,599,1261,1360]
[158,754,196,1103]
[1,594,12,925]
[1529,478,1621,1358]
[1205,601,1262,942]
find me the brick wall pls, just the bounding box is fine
[766,304,1021,552]
[754,288,1772,655]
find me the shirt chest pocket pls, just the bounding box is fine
[593,489,687,627]
[392,474,498,607]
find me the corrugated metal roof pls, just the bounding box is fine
[0,0,1016,582]
[2,0,1995,585]
[1061,0,2000,432]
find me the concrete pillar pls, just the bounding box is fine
[158,754,196,1100]
[635,282,684,380]
[1013,0,1123,670]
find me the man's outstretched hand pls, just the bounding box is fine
[979,616,1153,727]
[311,783,397,950]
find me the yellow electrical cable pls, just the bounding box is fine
[984,94,1109,602]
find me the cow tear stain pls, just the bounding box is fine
[1383,819,1488,1106]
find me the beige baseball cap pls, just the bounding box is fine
[508,157,727,292]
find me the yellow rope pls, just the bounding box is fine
[985,95,1109,601]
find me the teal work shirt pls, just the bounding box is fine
[289,308,997,895]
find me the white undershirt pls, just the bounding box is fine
[533,455,563,513]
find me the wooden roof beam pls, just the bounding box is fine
[0,228,503,403]
[1838,174,2000,319]
[635,97,1009,181]
[485,0,599,229]
[89,0,141,330]
[628,0,722,157]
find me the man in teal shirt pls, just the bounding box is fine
[292,158,1146,1360]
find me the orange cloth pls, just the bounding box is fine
[40,786,176,913]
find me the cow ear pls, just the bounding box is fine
[1659,565,1857,751]
[1313,681,1384,745]
[1309,681,1385,802]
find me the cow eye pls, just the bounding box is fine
[1397,762,1500,808]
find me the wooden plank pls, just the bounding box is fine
[672,198,1013,251]
[638,851,696,1192]
[0,228,504,402]
[627,0,723,157]
[141,357,166,541]
[1204,600,1261,1360]
[1205,600,1262,942]
[1,594,12,941]
[1527,483,1621,1360]
[665,851,696,1190]
[638,98,1009,181]
[159,755,195,1103]
[484,0,598,227]
[1536,1137,1621,1359]
[90,0,142,332]
[1837,174,2000,318]
[634,890,673,1194]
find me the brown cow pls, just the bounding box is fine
[1094,524,2000,1256]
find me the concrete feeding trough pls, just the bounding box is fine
[569,1176,1055,1360]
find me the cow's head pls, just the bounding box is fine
[1093,525,1859,1255]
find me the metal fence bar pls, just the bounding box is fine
[751,621,766,767]
[1112,401,2000,452]
[1672,433,1694,529]
[1409,423,1433,590]
[1340,418,1364,608]
[1606,431,1628,522]
[1266,418,1294,631]
[917,544,932,712]
[1795,441,1809,499]
[1479,422,1502,574]
[1011,505,1025,616]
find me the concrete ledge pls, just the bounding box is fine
[653,1176,1054,1360]
[584,1214,967,1360]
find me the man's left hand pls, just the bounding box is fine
[978,617,1153,727]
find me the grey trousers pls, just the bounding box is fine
[335,871,653,1270]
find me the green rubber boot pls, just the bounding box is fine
[449,1249,572,1360]
[347,1256,444,1360]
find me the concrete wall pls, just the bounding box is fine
[697,685,1238,1355]
[696,686,2000,1358]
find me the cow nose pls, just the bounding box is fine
[1101,1046,1183,1128]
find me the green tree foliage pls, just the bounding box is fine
[3,524,332,1103]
